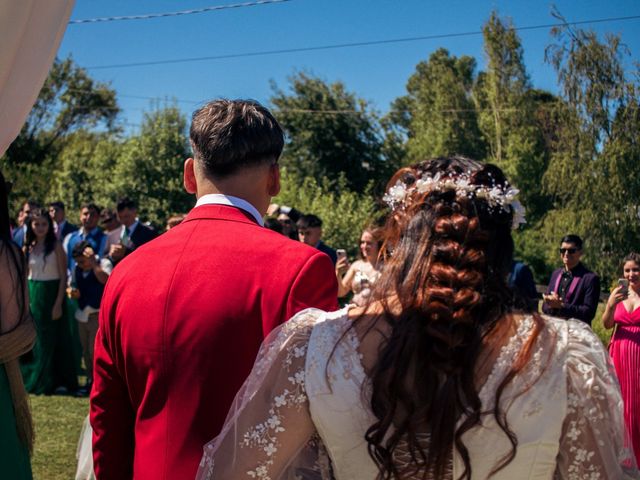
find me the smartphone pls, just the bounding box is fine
[336,249,347,261]
[618,278,630,296]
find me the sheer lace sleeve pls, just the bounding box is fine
[196,308,334,480]
[554,321,639,479]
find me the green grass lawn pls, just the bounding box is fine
[30,394,88,480]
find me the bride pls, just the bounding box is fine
[197,157,637,479]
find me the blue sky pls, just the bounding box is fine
[58,0,640,131]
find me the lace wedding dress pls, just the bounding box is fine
[196,307,638,479]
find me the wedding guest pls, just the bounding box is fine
[297,214,337,264]
[268,204,301,240]
[63,203,106,272]
[542,234,600,325]
[20,208,77,394]
[0,170,35,479]
[99,208,122,257]
[91,99,338,480]
[68,241,112,396]
[12,200,39,248]
[336,227,383,306]
[603,252,640,463]
[107,197,157,264]
[508,260,538,311]
[48,201,77,241]
[198,157,635,479]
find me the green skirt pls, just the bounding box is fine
[21,280,78,394]
[0,365,32,479]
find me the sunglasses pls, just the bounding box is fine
[559,248,578,255]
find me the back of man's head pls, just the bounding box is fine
[190,99,284,178]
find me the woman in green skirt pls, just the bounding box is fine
[0,171,35,479]
[21,208,77,394]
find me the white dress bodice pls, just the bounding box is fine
[306,311,567,479]
[198,309,637,480]
[27,248,60,281]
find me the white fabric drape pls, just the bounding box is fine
[0,0,75,157]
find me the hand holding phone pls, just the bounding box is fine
[618,278,630,297]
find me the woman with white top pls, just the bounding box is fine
[197,156,637,479]
[20,208,71,394]
[336,227,383,306]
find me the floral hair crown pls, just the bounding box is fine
[383,171,526,230]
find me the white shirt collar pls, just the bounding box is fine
[195,194,264,227]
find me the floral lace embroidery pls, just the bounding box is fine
[241,329,313,478]
[557,320,636,479]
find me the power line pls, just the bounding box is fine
[86,14,640,70]
[69,0,293,25]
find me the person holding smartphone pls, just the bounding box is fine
[541,234,600,325]
[602,252,640,463]
[335,227,383,306]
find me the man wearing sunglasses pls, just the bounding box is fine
[542,234,601,325]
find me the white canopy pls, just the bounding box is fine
[0,0,75,157]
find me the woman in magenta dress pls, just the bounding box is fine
[603,252,640,461]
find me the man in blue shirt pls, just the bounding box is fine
[63,203,106,272]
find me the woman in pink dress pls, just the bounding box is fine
[603,252,640,461]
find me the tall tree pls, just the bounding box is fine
[474,12,551,223]
[1,57,118,211]
[539,14,640,281]
[270,72,394,192]
[390,48,486,162]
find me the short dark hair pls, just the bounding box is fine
[80,203,101,215]
[116,197,137,212]
[49,201,65,210]
[560,234,583,250]
[189,99,284,178]
[72,240,91,258]
[297,214,322,229]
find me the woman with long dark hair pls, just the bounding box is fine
[197,157,635,479]
[0,170,35,479]
[20,208,72,394]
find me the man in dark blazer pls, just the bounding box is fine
[542,234,601,325]
[91,99,339,480]
[49,201,78,241]
[108,197,157,263]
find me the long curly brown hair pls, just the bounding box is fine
[362,156,544,479]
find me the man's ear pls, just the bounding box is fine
[184,158,197,194]
[267,163,281,197]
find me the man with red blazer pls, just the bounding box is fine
[90,99,338,480]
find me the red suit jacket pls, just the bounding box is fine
[90,205,338,479]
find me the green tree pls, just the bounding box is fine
[1,57,118,211]
[49,130,122,213]
[271,72,394,192]
[474,13,553,224]
[391,48,486,162]
[538,16,640,282]
[107,105,192,227]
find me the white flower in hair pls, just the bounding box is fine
[382,180,408,208]
[383,170,528,230]
[415,172,441,193]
